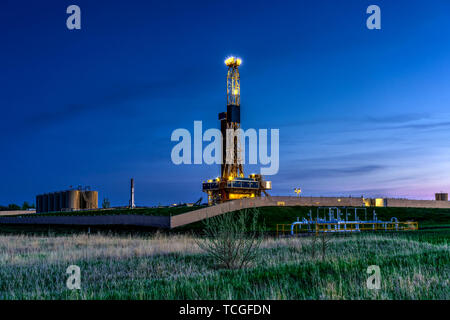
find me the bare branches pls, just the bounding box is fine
[320,232,331,261]
[195,208,264,270]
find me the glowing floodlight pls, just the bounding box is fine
[225,56,242,67]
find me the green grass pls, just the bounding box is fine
[0,224,162,237]
[4,206,449,232]
[0,230,448,299]
[176,206,450,231]
[0,206,449,300]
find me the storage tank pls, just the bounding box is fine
[49,193,55,212]
[59,191,67,211]
[67,190,80,211]
[39,195,44,213]
[90,191,98,209]
[435,193,449,201]
[54,192,60,211]
[36,188,99,213]
[36,195,41,213]
[79,191,98,209]
[43,194,48,212]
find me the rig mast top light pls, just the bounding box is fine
[224,56,242,67]
[225,56,241,106]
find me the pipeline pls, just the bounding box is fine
[288,207,405,235]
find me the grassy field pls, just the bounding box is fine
[0,206,448,300]
[177,206,450,231]
[2,206,449,233]
[0,229,448,300]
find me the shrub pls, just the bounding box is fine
[196,208,265,269]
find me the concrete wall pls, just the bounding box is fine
[385,198,450,209]
[0,215,170,228]
[0,210,36,216]
[170,196,365,228]
[269,196,365,207]
[170,196,450,228]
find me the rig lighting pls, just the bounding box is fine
[225,56,242,67]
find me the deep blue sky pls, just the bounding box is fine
[1,0,450,206]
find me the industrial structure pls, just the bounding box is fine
[276,207,418,237]
[36,187,98,213]
[435,193,448,201]
[202,57,272,205]
[130,178,136,208]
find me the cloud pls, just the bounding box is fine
[362,113,450,131]
[266,112,439,133]
[365,113,430,124]
[23,103,90,126]
[277,164,385,180]
[395,121,450,130]
[23,78,185,127]
[15,63,212,131]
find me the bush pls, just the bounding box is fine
[196,208,265,269]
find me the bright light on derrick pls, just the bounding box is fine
[225,56,242,67]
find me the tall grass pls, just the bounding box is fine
[0,230,448,299]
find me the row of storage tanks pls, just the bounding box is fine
[36,190,98,213]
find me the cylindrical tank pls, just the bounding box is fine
[39,195,43,213]
[43,194,48,213]
[49,193,55,212]
[67,190,80,211]
[60,191,66,211]
[435,193,449,201]
[54,192,60,211]
[36,195,41,213]
[36,189,99,213]
[85,191,98,209]
[79,191,96,209]
[40,195,44,213]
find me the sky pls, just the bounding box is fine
[1,0,450,206]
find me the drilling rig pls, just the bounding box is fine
[202,57,272,205]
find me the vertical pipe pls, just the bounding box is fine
[130,178,135,208]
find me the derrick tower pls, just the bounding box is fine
[221,56,244,180]
[202,57,272,205]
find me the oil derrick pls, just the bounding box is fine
[221,56,244,180]
[202,57,272,205]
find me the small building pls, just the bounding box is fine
[36,189,98,213]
